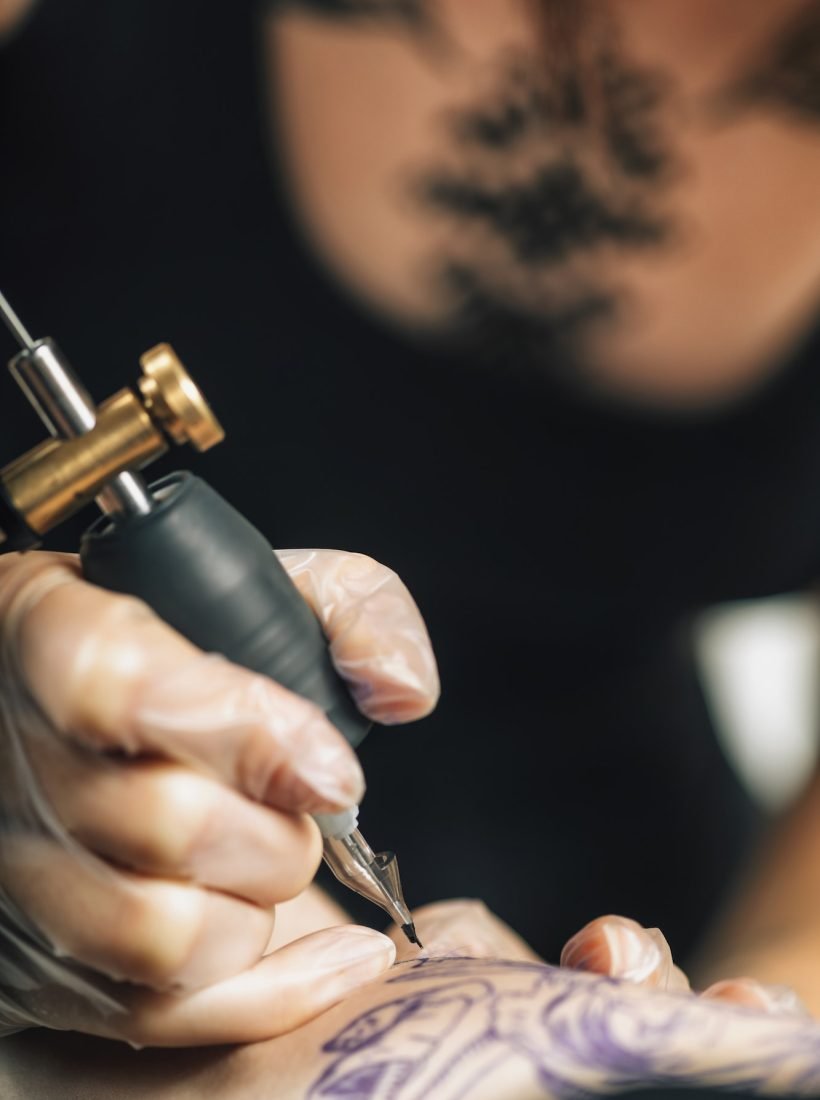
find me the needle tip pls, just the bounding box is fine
[402,922,423,949]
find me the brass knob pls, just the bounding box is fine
[138,344,224,452]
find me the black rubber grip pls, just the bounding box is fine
[79,472,371,749]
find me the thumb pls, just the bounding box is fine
[62,926,396,1047]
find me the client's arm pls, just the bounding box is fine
[4,908,820,1100]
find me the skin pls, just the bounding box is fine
[1,902,818,1099]
[0,0,35,37]
[693,767,820,1011]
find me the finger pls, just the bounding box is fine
[701,977,810,1017]
[389,899,543,963]
[3,553,364,813]
[37,751,322,908]
[277,549,440,724]
[74,926,395,1046]
[561,915,691,992]
[2,836,274,992]
[619,981,820,1092]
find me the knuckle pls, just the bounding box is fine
[99,590,155,630]
[1,567,171,749]
[344,551,381,572]
[110,884,200,989]
[344,552,396,587]
[252,814,322,908]
[134,769,214,872]
[64,597,183,748]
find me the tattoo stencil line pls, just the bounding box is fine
[310,958,820,1100]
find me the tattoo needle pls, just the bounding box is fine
[0,289,36,351]
[318,814,421,947]
[403,922,423,949]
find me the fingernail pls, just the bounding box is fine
[141,658,365,808]
[562,918,661,982]
[603,919,662,981]
[703,978,810,1017]
[311,927,396,987]
[756,984,810,1017]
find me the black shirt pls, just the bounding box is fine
[2,0,818,961]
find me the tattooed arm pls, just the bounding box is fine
[4,910,820,1100]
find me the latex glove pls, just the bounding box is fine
[561,914,809,1017]
[0,548,438,1047]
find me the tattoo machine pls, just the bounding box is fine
[0,289,420,948]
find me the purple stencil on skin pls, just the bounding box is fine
[309,959,820,1099]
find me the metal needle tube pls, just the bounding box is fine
[1,289,153,518]
[0,289,35,350]
[7,334,153,518]
[321,828,420,945]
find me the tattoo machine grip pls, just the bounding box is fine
[79,471,372,750]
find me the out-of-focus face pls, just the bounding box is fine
[270,0,820,407]
[0,0,37,38]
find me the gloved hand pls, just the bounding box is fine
[0,548,439,1047]
[561,914,809,1017]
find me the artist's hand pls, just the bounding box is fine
[0,549,438,1046]
[561,914,809,1017]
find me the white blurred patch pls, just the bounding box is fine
[694,596,820,811]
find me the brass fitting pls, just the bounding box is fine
[0,344,223,546]
[138,344,224,452]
